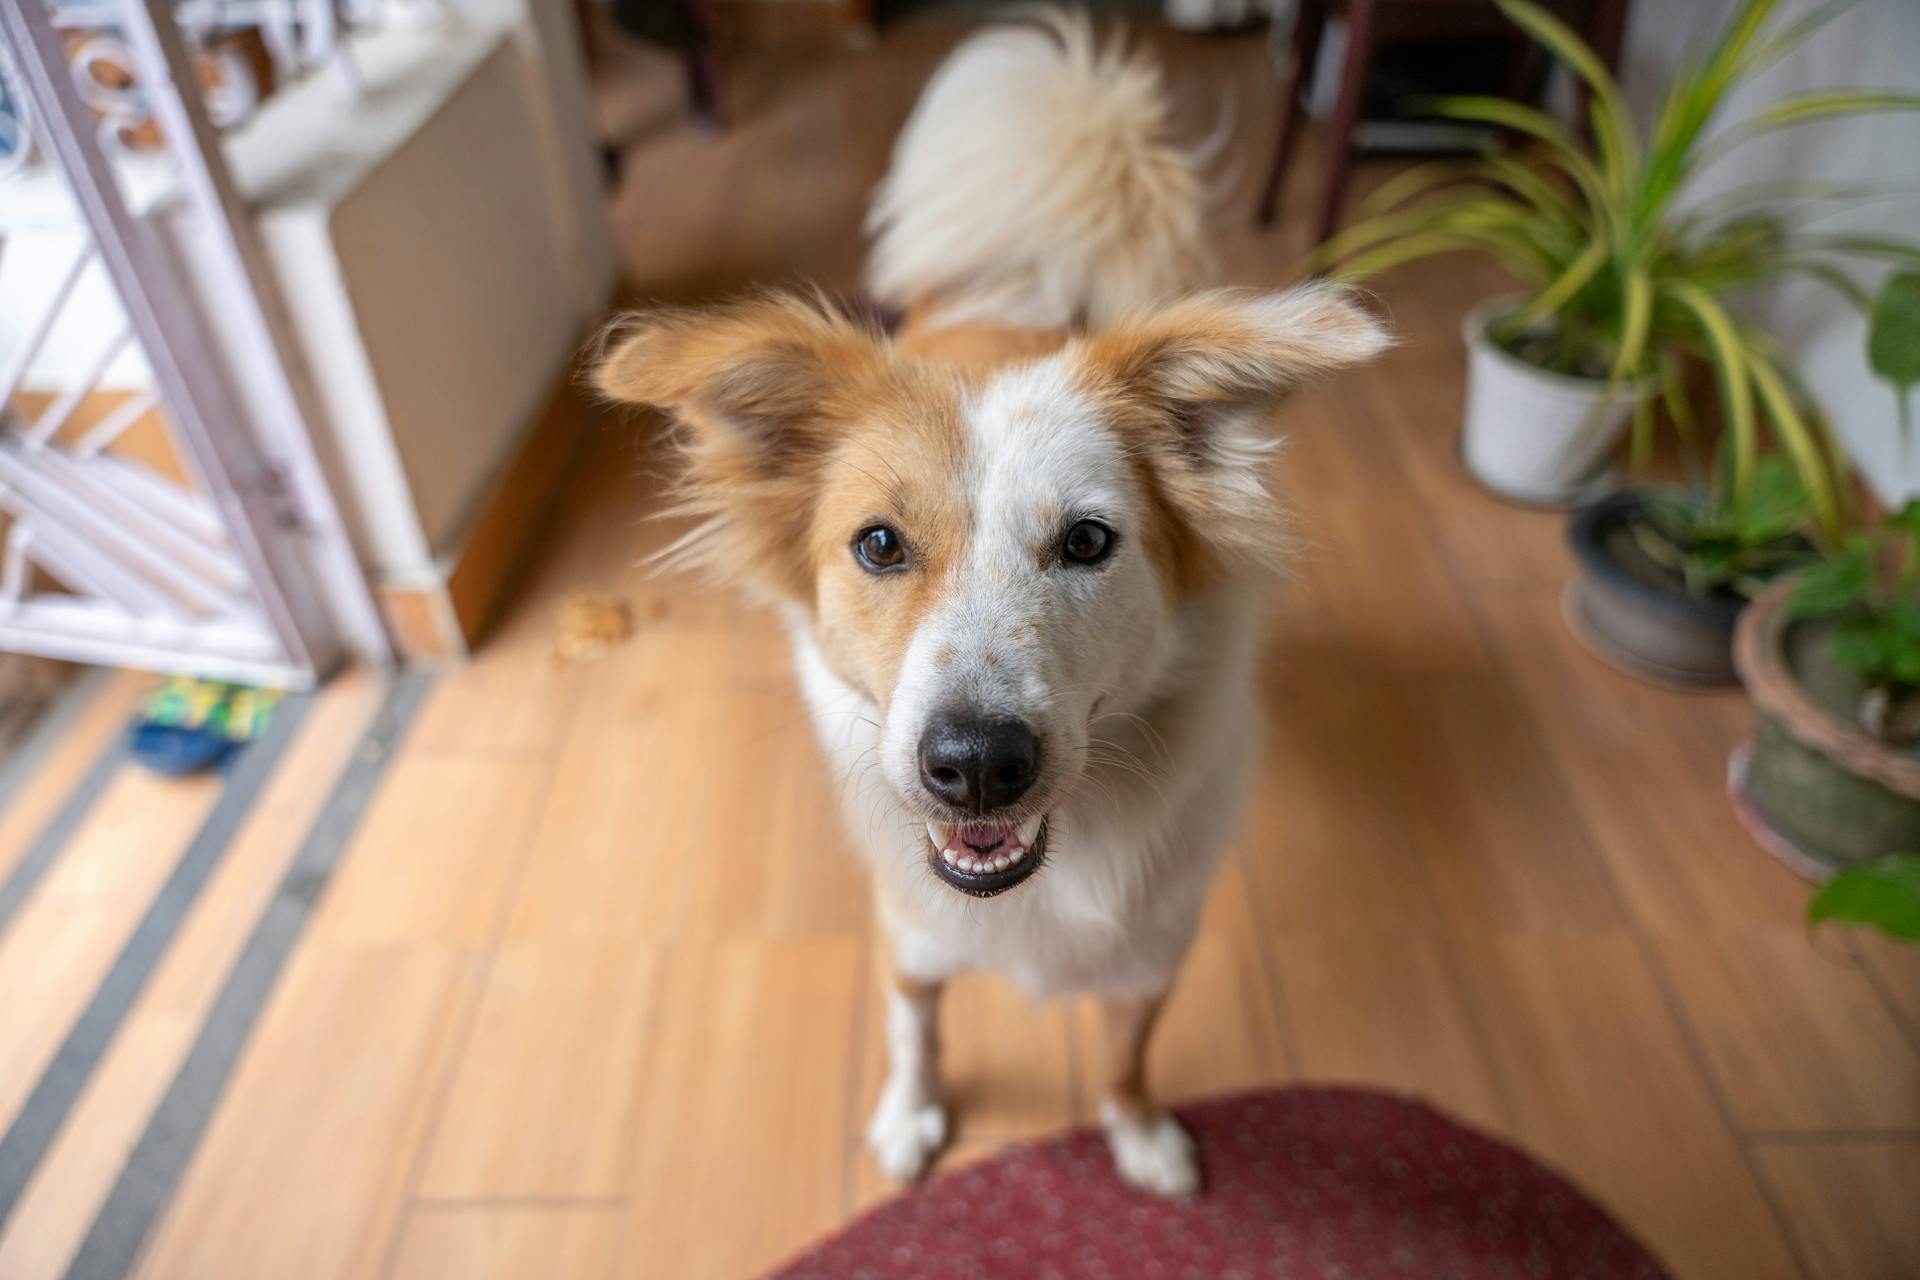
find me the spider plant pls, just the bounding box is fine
[1312,0,1920,538]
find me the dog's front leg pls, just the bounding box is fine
[866,966,948,1182]
[1098,991,1201,1197]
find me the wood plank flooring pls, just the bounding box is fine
[0,15,1913,1280]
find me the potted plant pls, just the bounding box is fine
[1733,509,1920,877]
[1313,0,1920,508]
[1566,458,1817,686]
[1566,268,1920,686]
[1809,853,1920,941]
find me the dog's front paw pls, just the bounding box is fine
[1101,1103,1200,1198]
[867,1082,948,1183]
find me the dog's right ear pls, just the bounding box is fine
[595,294,888,460]
[594,294,889,599]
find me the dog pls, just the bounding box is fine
[596,11,1387,1197]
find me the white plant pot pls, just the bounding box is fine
[1459,298,1635,506]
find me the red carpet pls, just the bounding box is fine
[775,1088,1669,1279]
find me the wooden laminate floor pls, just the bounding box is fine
[0,15,1914,1280]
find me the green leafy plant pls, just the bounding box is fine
[1808,852,1920,942]
[1790,502,1920,740]
[1870,272,1920,431]
[1634,457,1817,598]
[1312,0,1920,537]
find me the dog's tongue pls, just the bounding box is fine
[926,815,1045,860]
[958,823,1017,856]
[927,816,1046,878]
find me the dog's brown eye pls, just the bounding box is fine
[1062,520,1114,566]
[855,525,908,572]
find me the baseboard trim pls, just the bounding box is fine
[375,372,591,662]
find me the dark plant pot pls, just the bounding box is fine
[1731,581,1920,879]
[1564,490,1747,689]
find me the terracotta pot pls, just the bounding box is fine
[1731,580,1920,878]
[1565,490,1748,688]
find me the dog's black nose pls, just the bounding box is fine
[917,712,1040,813]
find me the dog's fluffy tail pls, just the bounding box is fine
[865,10,1216,331]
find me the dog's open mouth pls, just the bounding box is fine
[925,816,1047,898]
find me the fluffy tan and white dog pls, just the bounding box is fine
[597,12,1387,1197]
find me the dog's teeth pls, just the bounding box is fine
[927,822,952,851]
[1007,844,1026,864]
[992,855,1010,872]
[957,856,976,873]
[1017,815,1044,847]
[941,846,960,868]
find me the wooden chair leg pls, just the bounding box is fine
[1313,0,1379,247]
[1575,0,1628,141]
[681,0,726,128]
[1585,0,1630,78]
[1255,0,1328,228]
[1500,36,1541,105]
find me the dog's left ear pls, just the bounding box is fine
[1073,286,1390,580]
[1075,284,1391,439]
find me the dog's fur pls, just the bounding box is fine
[597,11,1387,1196]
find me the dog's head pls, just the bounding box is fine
[597,287,1386,898]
